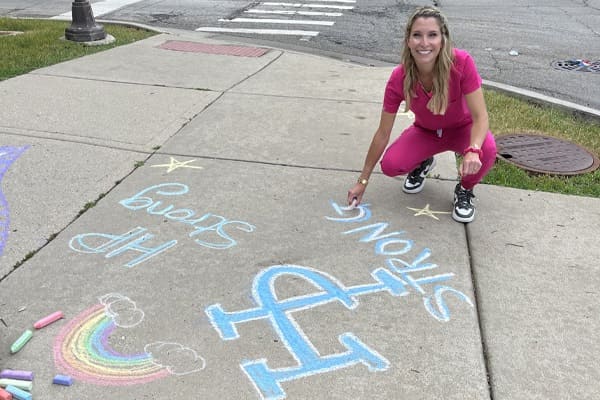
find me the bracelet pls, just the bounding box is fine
[463,146,483,159]
[357,177,368,185]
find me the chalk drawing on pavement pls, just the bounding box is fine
[151,157,204,173]
[206,265,391,400]
[54,293,205,386]
[203,200,474,399]
[0,146,29,256]
[69,183,256,267]
[327,200,473,322]
[406,204,451,220]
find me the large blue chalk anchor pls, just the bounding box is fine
[206,264,412,399]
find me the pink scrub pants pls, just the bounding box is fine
[380,124,497,190]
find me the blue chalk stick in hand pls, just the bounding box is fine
[52,374,73,386]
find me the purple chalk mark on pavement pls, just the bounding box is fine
[0,146,29,256]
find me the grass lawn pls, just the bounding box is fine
[484,90,600,198]
[1,17,598,198]
[0,17,156,80]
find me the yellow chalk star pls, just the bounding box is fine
[407,204,451,220]
[151,157,204,173]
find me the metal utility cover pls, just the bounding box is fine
[551,59,600,73]
[496,133,599,175]
[158,40,269,57]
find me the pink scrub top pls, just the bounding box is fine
[383,48,482,131]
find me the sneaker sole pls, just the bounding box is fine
[402,158,436,194]
[452,209,474,223]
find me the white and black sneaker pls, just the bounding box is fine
[402,157,436,194]
[452,184,475,223]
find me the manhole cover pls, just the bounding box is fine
[496,134,599,175]
[157,40,269,57]
[551,59,600,73]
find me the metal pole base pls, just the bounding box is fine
[65,0,107,42]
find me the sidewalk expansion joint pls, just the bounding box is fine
[465,224,496,400]
[223,50,284,92]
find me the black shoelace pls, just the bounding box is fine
[456,187,475,207]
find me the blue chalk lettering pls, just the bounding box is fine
[105,233,177,267]
[402,273,455,295]
[119,183,255,250]
[191,218,255,250]
[69,227,147,254]
[342,222,404,243]
[326,201,372,223]
[164,208,196,221]
[374,237,413,256]
[69,227,176,267]
[385,248,437,273]
[119,183,188,210]
[146,201,175,215]
[423,285,474,322]
[342,223,413,256]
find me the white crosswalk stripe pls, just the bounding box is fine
[245,10,343,17]
[219,18,335,26]
[261,2,354,9]
[51,0,144,19]
[196,1,356,39]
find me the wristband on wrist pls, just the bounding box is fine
[463,146,483,159]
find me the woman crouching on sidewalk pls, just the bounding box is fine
[348,6,497,223]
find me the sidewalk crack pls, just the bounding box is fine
[465,224,495,400]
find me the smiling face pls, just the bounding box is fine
[406,16,444,71]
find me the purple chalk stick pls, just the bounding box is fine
[52,374,73,386]
[0,369,34,381]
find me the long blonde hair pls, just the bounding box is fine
[401,6,454,115]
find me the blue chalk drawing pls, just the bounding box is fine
[0,146,29,256]
[206,200,475,399]
[69,226,177,267]
[206,264,398,400]
[325,200,372,223]
[326,200,474,321]
[119,183,255,249]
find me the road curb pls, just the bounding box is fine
[482,79,600,121]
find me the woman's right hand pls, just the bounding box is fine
[347,183,367,206]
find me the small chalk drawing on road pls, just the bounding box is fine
[54,293,205,386]
[205,200,474,400]
[151,157,204,173]
[406,204,451,220]
[0,146,29,256]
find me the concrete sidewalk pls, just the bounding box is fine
[0,29,598,400]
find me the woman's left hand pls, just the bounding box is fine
[459,152,483,176]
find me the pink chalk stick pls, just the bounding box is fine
[0,387,12,400]
[33,311,64,329]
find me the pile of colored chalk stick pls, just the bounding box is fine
[1,311,74,400]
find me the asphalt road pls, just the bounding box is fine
[1,0,599,110]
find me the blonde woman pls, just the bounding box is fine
[348,6,497,223]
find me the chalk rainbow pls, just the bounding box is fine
[54,304,169,386]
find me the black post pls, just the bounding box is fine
[65,0,106,42]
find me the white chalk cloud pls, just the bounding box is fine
[144,342,206,375]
